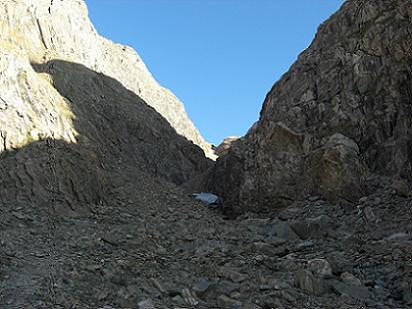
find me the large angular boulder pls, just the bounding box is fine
[309,133,366,202]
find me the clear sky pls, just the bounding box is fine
[85,0,344,145]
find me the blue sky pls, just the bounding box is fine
[85,0,344,145]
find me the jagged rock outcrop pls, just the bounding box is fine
[0,0,212,206]
[214,136,239,157]
[207,0,412,213]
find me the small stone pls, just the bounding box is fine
[363,206,376,222]
[171,295,185,305]
[192,279,211,295]
[383,255,392,262]
[192,192,220,204]
[280,289,298,302]
[327,251,353,275]
[259,285,271,291]
[150,277,167,294]
[267,278,290,290]
[230,291,242,299]
[295,269,325,296]
[257,293,283,308]
[156,245,167,255]
[359,196,368,203]
[219,267,246,283]
[391,178,411,197]
[241,303,263,309]
[294,240,314,251]
[385,232,410,241]
[278,207,300,221]
[272,221,300,241]
[264,236,286,246]
[96,289,109,301]
[331,281,370,300]
[252,242,289,257]
[217,295,243,309]
[214,280,240,295]
[229,271,246,283]
[308,258,333,278]
[290,215,331,240]
[137,299,155,309]
[341,272,361,286]
[181,288,199,306]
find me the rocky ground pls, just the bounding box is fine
[1,174,411,308]
[1,1,412,308]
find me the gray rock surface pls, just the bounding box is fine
[0,0,212,206]
[207,0,412,213]
[214,136,239,157]
[295,269,326,296]
[0,0,214,158]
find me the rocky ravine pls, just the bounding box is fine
[207,0,412,214]
[1,0,412,308]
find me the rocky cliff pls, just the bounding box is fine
[0,0,214,158]
[207,0,412,213]
[0,0,212,207]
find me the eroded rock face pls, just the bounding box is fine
[208,0,412,213]
[0,0,213,157]
[309,133,366,202]
[214,136,240,157]
[0,0,212,206]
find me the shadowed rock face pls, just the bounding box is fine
[0,0,214,158]
[0,0,213,207]
[0,58,211,207]
[207,0,412,213]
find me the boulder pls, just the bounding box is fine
[295,270,326,296]
[309,134,366,201]
[290,215,331,240]
[308,259,333,279]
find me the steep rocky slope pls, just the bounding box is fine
[0,0,214,157]
[2,169,412,308]
[207,0,412,213]
[0,0,213,206]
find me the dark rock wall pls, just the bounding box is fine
[208,0,412,213]
[0,60,211,208]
